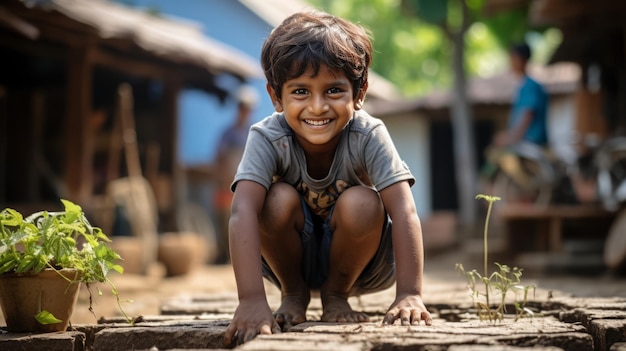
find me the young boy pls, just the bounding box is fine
[224,10,432,346]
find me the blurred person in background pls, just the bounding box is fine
[213,85,259,264]
[494,42,548,147]
[481,42,550,202]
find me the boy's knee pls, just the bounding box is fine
[262,182,302,229]
[333,186,384,233]
[336,186,383,214]
[266,182,300,208]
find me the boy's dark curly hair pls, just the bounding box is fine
[261,10,372,100]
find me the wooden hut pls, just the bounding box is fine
[0,0,261,229]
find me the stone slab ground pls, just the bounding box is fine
[1,251,625,350]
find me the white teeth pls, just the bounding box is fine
[305,119,330,126]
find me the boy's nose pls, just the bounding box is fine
[308,95,329,115]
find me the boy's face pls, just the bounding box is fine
[267,65,366,151]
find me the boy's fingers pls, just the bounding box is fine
[422,312,433,326]
[400,309,411,326]
[223,324,236,347]
[382,311,397,325]
[237,329,245,345]
[259,323,272,335]
[271,322,282,334]
[244,328,258,343]
[410,310,421,325]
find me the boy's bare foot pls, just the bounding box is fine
[274,291,310,331]
[321,294,369,323]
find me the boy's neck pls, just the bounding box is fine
[297,134,341,180]
[296,133,341,157]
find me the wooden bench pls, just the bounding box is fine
[497,203,615,253]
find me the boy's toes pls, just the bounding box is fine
[275,313,306,331]
[322,311,368,323]
[274,312,291,330]
[320,312,335,322]
[347,312,368,323]
[274,313,285,325]
[291,314,306,326]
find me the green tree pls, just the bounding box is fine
[307,0,557,95]
[407,0,478,227]
[310,0,451,95]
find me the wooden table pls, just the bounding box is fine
[497,203,615,253]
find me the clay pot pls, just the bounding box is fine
[0,269,81,332]
[158,232,207,276]
[110,236,146,275]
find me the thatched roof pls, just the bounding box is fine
[1,0,262,82]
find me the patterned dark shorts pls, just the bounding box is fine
[262,197,396,295]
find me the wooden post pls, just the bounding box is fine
[64,45,94,205]
[0,86,6,204]
[28,91,45,201]
[164,75,182,230]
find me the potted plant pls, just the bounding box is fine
[0,199,130,332]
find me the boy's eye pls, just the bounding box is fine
[293,88,308,95]
[327,87,343,94]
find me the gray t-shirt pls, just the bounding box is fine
[232,110,415,218]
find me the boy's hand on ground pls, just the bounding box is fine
[383,294,432,326]
[224,299,281,347]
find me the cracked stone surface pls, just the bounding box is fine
[1,252,625,350]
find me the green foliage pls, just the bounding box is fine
[456,262,535,322]
[456,194,535,323]
[0,200,132,324]
[306,0,561,96]
[405,0,447,24]
[309,0,453,95]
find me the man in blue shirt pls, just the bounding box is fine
[494,43,549,146]
[482,43,551,201]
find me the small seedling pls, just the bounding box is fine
[456,194,535,323]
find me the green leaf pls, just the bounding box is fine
[60,199,82,214]
[0,208,24,226]
[475,194,501,203]
[35,310,62,325]
[110,264,124,274]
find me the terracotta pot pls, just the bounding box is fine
[0,269,81,332]
[158,232,205,276]
[110,236,145,274]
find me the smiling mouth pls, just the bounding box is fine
[304,119,331,126]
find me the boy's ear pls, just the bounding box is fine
[354,82,368,110]
[266,84,284,112]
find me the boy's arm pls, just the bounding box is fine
[379,180,433,326]
[224,180,280,346]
